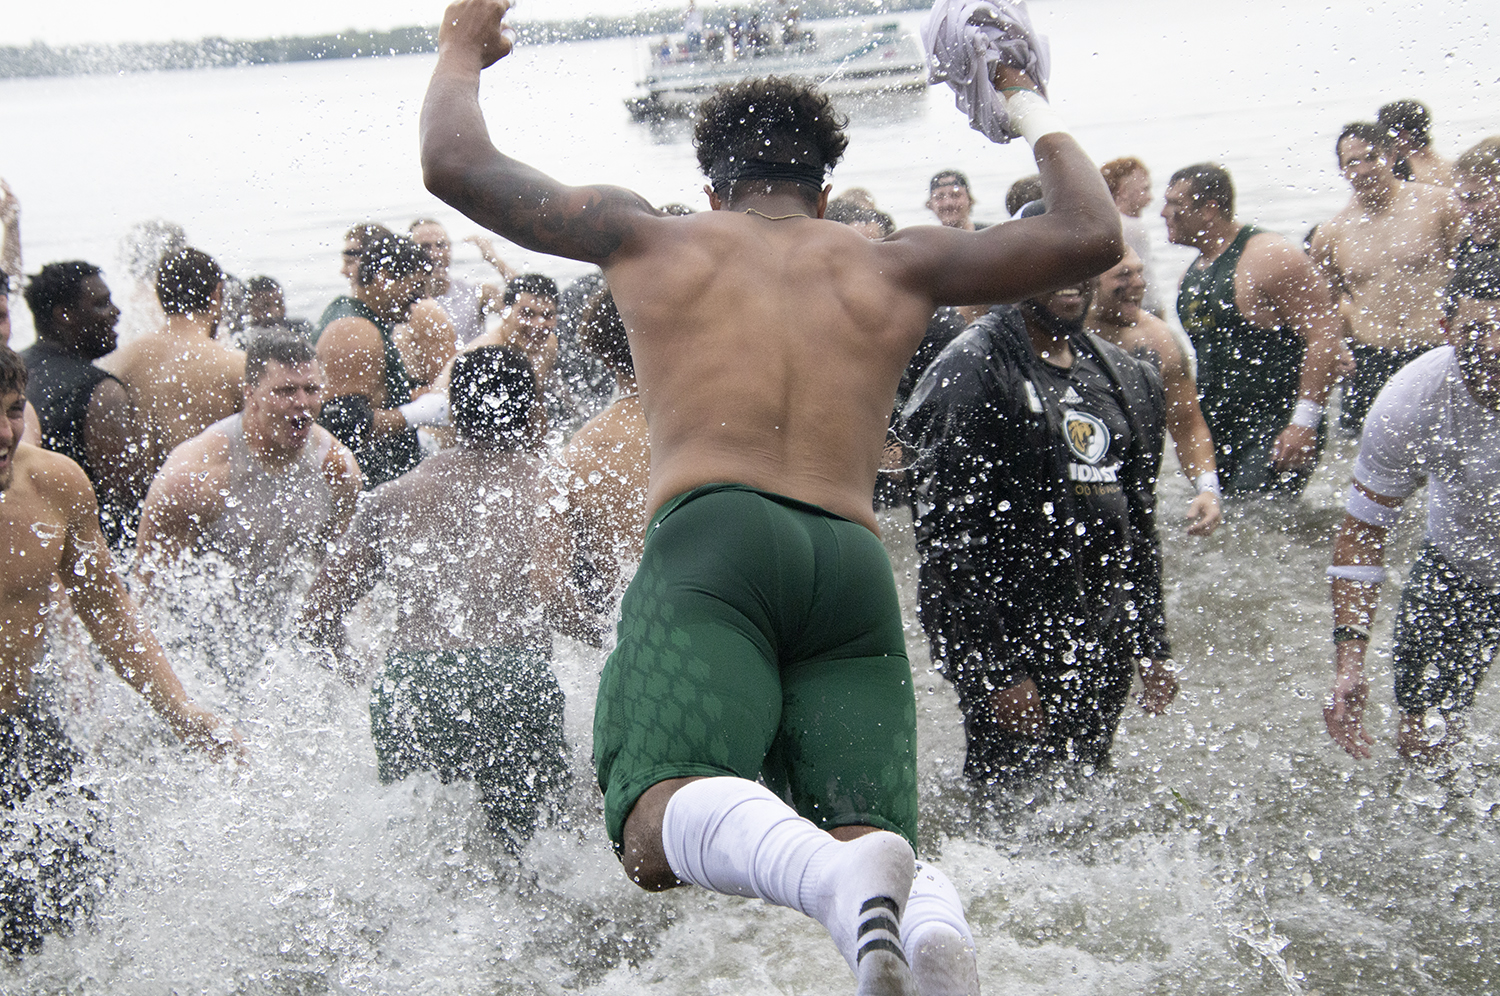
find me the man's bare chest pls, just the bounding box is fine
[0,503,67,613]
[1334,213,1448,286]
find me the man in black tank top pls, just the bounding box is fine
[1164,163,1342,497]
[315,234,440,486]
[19,262,151,546]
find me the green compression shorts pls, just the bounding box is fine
[593,483,918,852]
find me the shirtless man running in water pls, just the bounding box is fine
[1,345,235,953]
[421,3,1120,992]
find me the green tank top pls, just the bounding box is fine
[1176,225,1305,435]
[315,295,422,485]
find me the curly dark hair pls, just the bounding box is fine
[449,345,536,448]
[578,288,633,376]
[1,344,26,397]
[24,261,103,337]
[694,76,848,198]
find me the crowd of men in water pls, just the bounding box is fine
[2,87,1499,962]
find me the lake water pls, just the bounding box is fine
[2,1,1499,992]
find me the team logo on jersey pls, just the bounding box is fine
[1063,410,1111,465]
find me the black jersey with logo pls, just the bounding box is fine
[901,305,1169,678]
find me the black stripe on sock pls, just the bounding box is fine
[860,895,900,916]
[857,937,909,965]
[859,914,901,939]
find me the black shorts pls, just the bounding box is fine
[1392,544,1500,714]
[1,703,109,958]
[917,559,1134,784]
[1342,343,1431,433]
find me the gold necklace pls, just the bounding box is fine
[743,208,811,221]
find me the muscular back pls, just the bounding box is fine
[421,55,1120,534]
[104,330,246,472]
[607,212,934,531]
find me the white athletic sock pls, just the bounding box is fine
[903,862,979,996]
[661,777,919,993]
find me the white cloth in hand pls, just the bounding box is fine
[398,392,449,428]
[921,0,1051,144]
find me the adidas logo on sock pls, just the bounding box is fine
[855,896,907,965]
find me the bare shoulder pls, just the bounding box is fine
[565,404,641,458]
[318,428,362,482]
[1243,230,1317,280]
[16,442,96,518]
[147,427,231,504]
[318,315,381,354]
[461,327,507,352]
[1129,313,1188,369]
[215,341,247,378]
[1410,180,1460,210]
[160,424,231,475]
[409,298,450,326]
[98,336,151,379]
[1314,207,1355,244]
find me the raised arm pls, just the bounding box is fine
[464,234,517,285]
[889,69,1121,308]
[1324,481,1403,759]
[420,0,658,266]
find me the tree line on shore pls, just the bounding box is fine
[0,0,930,80]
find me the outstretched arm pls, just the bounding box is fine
[421,0,658,266]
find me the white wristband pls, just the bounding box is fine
[1327,564,1387,585]
[399,393,449,428]
[1291,399,1324,429]
[1193,471,1221,496]
[1004,89,1068,146]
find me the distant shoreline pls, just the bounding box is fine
[0,1,930,81]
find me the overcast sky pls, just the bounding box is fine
[1,1,669,47]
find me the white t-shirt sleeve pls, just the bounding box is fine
[1351,348,1451,500]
